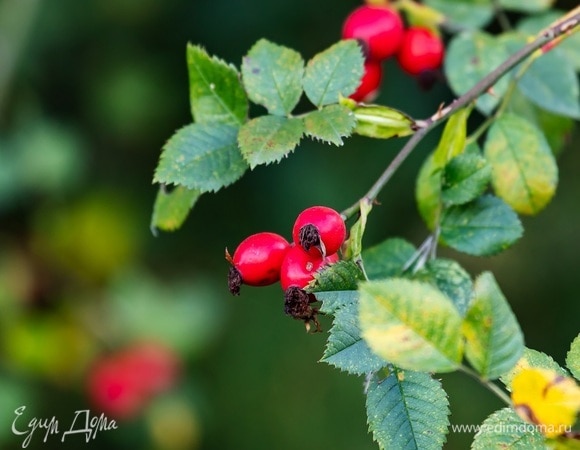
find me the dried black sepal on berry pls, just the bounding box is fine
[284,286,321,333]
[228,266,242,296]
[298,224,325,256]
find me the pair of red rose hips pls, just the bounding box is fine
[227,206,346,295]
[343,3,445,101]
[227,206,346,332]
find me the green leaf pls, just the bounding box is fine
[186,44,248,125]
[359,278,463,373]
[154,123,247,192]
[518,48,580,119]
[506,88,574,156]
[151,185,200,233]
[444,31,510,115]
[416,153,443,230]
[303,40,364,107]
[348,103,415,139]
[440,195,523,256]
[241,39,304,116]
[442,152,492,207]
[318,290,358,315]
[499,0,552,13]
[484,113,558,215]
[237,115,304,168]
[424,0,493,29]
[303,104,355,146]
[463,272,524,380]
[366,368,450,450]
[308,260,365,293]
[362,238,416,280]
[320,294,387,375]
[566,334,580,381]
[433,107,471,167]
[472,408,545,450]
[518,11,580,71]
[500,347,569,390]
[413,258,473,317]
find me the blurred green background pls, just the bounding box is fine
[0,0,578,448]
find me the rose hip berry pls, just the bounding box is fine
[280,245,326,291]
[342,5,404,61]
[280,245,339,291]
[350,60,383,102]
[227,232,290,295]
[396,27,444,76]
[281,248,338,332]
[292,206,346,257]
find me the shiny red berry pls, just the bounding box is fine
[292,206,346,257]
[396,27,444,76]
[280,245,339,290]
[342,5,404,61]
[227,232,290,295]
[280,246,324,290]
[349,60,383,102]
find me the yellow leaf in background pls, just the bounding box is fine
[511,368,580,438]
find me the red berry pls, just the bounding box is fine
[396,27,444,76]
[227,232,290,295]
[342,5,404,61]
[349,60,383,102]
[292,206,346,257]
[280,245,326,290]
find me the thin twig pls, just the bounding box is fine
[458,364,512,406]
[341,7,580,220]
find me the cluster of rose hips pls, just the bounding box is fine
[87,341,180,419]
[227,206,346,331]
[343,1,445,101]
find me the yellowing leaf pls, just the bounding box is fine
[511,368,580,438]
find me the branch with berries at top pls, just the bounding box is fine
[341,6,580,221]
